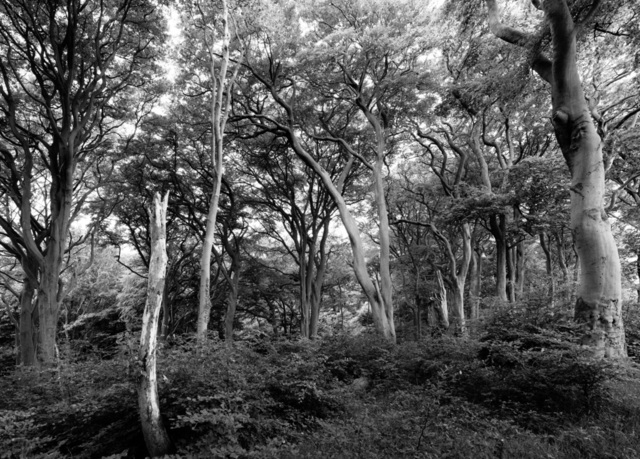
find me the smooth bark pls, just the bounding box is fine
[434,270,450,329]
[196,0,240,345]
[486,0,626,357]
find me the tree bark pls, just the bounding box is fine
[469,246,483,321]
[434,269,450,329]
[490,214,509,302]
[18,277,37,366]
[540,232,556,307]
[196,0,239,346]
[138,192,173,457]
[487,0,626,357]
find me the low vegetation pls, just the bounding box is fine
[2,302,640,458]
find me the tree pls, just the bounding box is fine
[137,192,174,457]
[179,0,242,345]
[0,0,163,364]
[242,136,348,339]
[485,0,626,357]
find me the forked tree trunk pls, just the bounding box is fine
[487,0,626,357]
[196,0,239,346]
[138,193,173,457]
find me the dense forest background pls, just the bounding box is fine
[1,0,640,457]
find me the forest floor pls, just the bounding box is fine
[2,306,640,458]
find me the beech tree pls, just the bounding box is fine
[0,0,163,364]
[485,0,626,357]
[242,136,352,339]
[178,0,242,345]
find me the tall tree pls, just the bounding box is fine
[179,0,242,345]
[0,0,163,364]
[485,0,626,357]
[137,192,174,457]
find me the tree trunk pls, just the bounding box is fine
[196,0,237,346]
[434,270,450,329]
[490,214,508,302]
[540,232,556,307]
[299,252,311,338]
[18,278,37,366]
[224,290,237,346]
[138,193,173,457]
[515,240,526,300]
[161,282,171,340]
[450,283,466,335]
[545,1,625,358]
[469,248,483,320]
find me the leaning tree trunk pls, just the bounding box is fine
[138,192,173,457]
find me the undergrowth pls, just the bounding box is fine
[1,307,640,458]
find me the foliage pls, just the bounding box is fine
[1,314,640,458]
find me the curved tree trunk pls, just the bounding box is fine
[138,193,173,457]
[487,0,626,358]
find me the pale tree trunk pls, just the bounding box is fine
[196,0,240,345]
[138,192,173,457]
[434,269,450,329]
[432,223,471,335]
[255,73,395,340]
[487,0,626,358]
[161,282,171,340]
[469,245,483,321]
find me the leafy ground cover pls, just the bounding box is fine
[2,305,640,458]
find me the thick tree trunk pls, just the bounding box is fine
[486,0,626,358]
[138,193,173,457]
[545,0,625,358]
[18,278,37,366]
[450,284,466,335]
